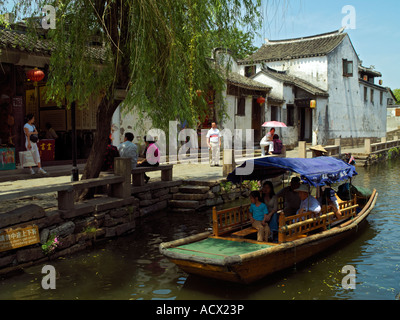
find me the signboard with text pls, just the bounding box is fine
[38,139,55,162]
[0,225,40,253]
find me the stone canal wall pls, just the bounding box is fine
[0,173,255,276]
[0,198,139,275]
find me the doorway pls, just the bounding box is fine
[299,107,312,142]
[252,98,264,143]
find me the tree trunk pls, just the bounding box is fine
[77,95,121,200]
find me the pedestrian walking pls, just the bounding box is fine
[23,114,47,175]
[206,122,221,166]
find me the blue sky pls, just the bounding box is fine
[254,0,400,89]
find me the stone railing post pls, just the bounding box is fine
[334,138,341,157]
[299,141,307,158]
[223,149,236,177]
[112,157,132,199]
[364,138,371,154]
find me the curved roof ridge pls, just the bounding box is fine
[266,28,345,45]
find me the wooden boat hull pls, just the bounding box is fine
[160,190,378,284]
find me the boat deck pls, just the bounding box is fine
[166,238,274,260]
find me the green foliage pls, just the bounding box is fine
[2,0,263,131]
[393,89,400,105]
[41,233,59,255]
[388,147,400,160]
[220,181,233,193]
[206,27,259,60]
[241,180,261,191]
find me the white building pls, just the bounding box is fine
[114,29,392,152]
[230,28,390,147]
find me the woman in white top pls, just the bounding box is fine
[24,114,47,175]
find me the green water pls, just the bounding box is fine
[0,159,399,300]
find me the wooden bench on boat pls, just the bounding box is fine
[131,165,173,186]
[212,204,252,237]
[278,196,359,243]
[212,198,284,240]
[212,196,359,243]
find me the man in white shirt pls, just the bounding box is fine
[260,128,275,156]
[206,122,221,167]
[295,184,322,217]
[118,132,138,170]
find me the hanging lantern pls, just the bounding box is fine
[310,100,316,109]
[363,75,368,81]
[379,80,383,86]
[26,68,45,85]
[257,96,266,105]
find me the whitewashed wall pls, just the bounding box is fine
[322,35,387,143]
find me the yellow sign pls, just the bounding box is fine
[0,225,40,253]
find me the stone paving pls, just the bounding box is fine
[0,144,362,213]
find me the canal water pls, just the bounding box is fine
[1,159,399,300]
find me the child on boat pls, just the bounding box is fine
[249,191,270,242]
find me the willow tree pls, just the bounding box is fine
[3,0,262,195]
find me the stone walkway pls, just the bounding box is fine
[0,144,363,213]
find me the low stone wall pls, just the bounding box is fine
[353,147,400,167]
[0,198,138,275]
[0,171,266,276]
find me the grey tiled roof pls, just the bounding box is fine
[239,30,346,64]
[0,27,107,61]
[225,69,271,92]
[254,68,329,97]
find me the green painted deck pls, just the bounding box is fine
[167,238,272,260]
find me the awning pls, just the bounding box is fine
[227,156,357,187]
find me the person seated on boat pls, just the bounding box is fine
[319,182,342,219]
[276,177,301,217]
[294,184,321,218]
[249,191,271,242]
[261,181,279,242]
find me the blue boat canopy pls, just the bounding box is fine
[227,157,358,187]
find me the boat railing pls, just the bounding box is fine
[212,204,252,237]
[278,196,359,243]
[212,198,285,237]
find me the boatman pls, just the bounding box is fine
[206,122,221,167]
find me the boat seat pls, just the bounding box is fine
[231,227,258,238]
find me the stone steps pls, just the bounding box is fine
[173,193,209,201]
[178,185,210,194]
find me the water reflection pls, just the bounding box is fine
[0,159,400,300]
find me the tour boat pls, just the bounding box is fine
[160,157,378,284]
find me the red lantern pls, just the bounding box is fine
[257,96,266,105]
[26,68,45,83]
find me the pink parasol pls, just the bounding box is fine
[262,121,287,128]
